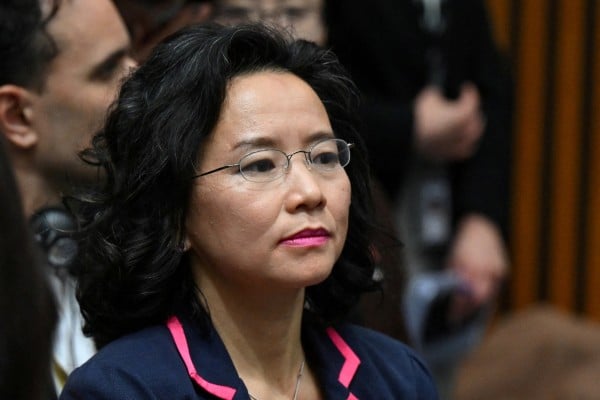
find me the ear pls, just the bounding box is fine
[0,85,39,149]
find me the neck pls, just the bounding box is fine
[13,164,62,217]
[198,276,306,397]
[249,360,305,400]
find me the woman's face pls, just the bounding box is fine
[185,71,351,292]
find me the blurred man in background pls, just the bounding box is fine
[0,0,135,396]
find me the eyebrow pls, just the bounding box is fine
[88,47,130,80]
[231,131,336,151]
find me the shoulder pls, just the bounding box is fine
[60,325,196,399]
[79,324,174,368]
[333,324,439,399]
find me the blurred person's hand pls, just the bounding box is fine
[413,83,485,162]
[446,213,508,322]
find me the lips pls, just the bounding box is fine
[280,228,330,247]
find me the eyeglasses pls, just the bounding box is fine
[193,138,354,183]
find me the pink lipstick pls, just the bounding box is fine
[280,228,330,247]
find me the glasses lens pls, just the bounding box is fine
[239,149,288,182]
[310,139,351,171]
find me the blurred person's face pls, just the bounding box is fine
[214,0,325,46]
[30,0,135,189]
[113,0,212,61]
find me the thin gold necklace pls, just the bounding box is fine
[248,360,305,400]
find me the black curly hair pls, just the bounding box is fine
[0,0,60,91]
[74,22,379,348]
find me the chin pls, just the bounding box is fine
[300,263,334,288]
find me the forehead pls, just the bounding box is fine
[207,71,331,150]
[223,71,326,119]
[45,0,129,67]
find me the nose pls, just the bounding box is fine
[285,149,312,169]
[283,156,326,212]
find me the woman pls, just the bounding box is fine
[61,23,438,399]
[0,136,57,399]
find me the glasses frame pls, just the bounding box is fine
[192,138,354,183]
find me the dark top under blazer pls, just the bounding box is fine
[60,312,438,399]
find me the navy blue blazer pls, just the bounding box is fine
[60,313,438,399]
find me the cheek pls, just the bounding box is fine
[75,89,117,130]
[48,78,118,130]
[186,186,279,249]
[328,176,351,236]
[41,94,101,142]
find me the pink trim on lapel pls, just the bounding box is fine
[167,316,237,400]
[326,327,361,387]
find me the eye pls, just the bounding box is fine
[90,51,130,83]
[282,7,307,20]
[310,139,344,168]
[241,158,277,174]
[312,151,340,166]
[238,149,286,179]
